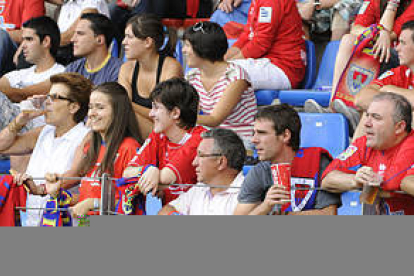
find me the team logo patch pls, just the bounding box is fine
[291,178,315,211]
[358,1,370,15]
[347,64,375,95]
[258,7,272,23]
[377,70,394,80]
[338,145,358,161]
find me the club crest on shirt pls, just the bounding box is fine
[338,145,358,161]
[258,7,272,23]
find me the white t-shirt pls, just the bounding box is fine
[5,63,65,89]
[58,0,110,33]
[25,123,90,227]
[168,172,244,215]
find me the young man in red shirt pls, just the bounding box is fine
[123,78,206,205]
[0,0,45,76]
[224,0,306,90]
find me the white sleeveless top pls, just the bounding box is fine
[25,123,90,227]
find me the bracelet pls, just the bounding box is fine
[379,24,391,33]
[8,119,25,134]
[388,0,400,9]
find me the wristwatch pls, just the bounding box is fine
[314,0,321,9]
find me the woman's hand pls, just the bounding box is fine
[11,171,44,195]
[138,166,160,196]
[70,198,94,218]
[373,29,392,63]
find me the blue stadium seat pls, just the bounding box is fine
[278,40,340,107]
[175,40,184,67]
[0,159,10,174]
[146,194,163,215]
[299,112,349,158]
[254,40,317,106]
[338,191,362,215]
[111,38,119,58]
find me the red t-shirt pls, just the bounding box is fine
[354,0,414,36]
[322,133,414,215]
[372,65,414,89]
[1,0,45,30]
[128,126,206,204]
[233,0,306,88]
[79,137,140,213]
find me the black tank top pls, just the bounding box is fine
[131,54,166,109]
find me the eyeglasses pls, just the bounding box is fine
[196,152,223,158]
[192,22,206,34]
[46,94,74,103]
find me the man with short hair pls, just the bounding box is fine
[158,128,246,215]
[234,104,340,215]
[0,16,65,104]
[0,0,45,76]
[322,92,414,215]
[0,16,65,131]
[65,13,122,85]
[123,78,206,207]
[0,72,92,226]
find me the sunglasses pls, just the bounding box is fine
[192,22,206,34]
[46,94,74,103]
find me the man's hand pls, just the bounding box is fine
[354,166,376,188]
[263,185,291,209]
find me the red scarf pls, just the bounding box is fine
[0,175,27,227]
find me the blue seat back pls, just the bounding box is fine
[299,113,349,158]
[0,159,10,174]
[300,40,317,89]
[312,40,340,90]
[111,38,119,58]
[254,40,316,105]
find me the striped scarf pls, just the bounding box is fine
[41,190,73,227]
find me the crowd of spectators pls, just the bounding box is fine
[1,0,414,226]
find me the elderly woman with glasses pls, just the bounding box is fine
[183,21,257,148]
[0,73,92,226]
[44,82,143,219]
[118,14,183,140]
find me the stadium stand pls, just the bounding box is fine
[278,40,340,107]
